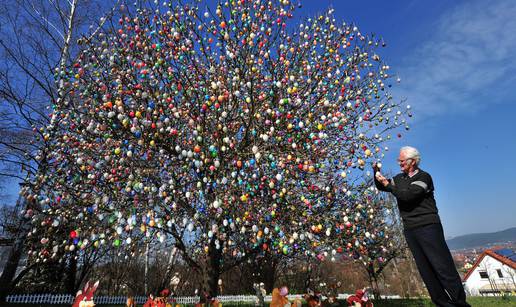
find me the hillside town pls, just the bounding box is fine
[452,242,516,296]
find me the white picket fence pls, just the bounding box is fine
[5,293,73,304]
[5,294,292,305]
[6,293,399,305]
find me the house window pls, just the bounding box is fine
[479,271,489,279]
[497,269,503,278]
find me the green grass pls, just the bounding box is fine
[2,296,515,307]
[371,296,516,307]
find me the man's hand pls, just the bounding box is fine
[372,162,381,174]
[375,171,389,187]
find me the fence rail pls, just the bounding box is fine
[6,294,73,304]
[6,293,400,304]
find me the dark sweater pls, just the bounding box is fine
[374,169,441,229]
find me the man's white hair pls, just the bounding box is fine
[400,146,421,165]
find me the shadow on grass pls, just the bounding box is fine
[371,298,433,307]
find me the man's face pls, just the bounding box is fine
[398,151,415,174]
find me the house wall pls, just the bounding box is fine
[464,255,516,296]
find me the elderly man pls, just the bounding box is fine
[374,146,470,307]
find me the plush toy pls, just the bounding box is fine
[126,296,135,307]
[143,294,155,307]
[270,287,290,307]
[303,293,321,307]
[210,298,222,307]
[79,300,96,307]
[72,280,99,307]
[142,290,173,307]
[346,288,373,307]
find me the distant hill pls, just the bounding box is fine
[446,227,516,250]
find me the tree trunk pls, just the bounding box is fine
[260,253,277,294]
[366,263,381,300]
[373,276,381,299]
[65,253,78,294]
[159,247,178,291]
[262,267,276,294]
[200,237,222,304]
[145,242,150,295]
[304,263,313,293]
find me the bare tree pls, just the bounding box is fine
[500,264,516,293]
[0,0,120,300]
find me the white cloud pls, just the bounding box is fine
[393,0,516,118]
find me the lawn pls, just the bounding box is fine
[372,296,516,306]
[2,296,515,307]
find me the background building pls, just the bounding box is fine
[463,249,516,296]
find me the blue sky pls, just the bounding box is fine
[2,0,515,238]
[296,0,516,237]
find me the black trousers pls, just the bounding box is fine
[404,223,471,307]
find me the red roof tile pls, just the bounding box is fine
[463,249,516,282]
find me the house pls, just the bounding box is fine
[463,248,516,296]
